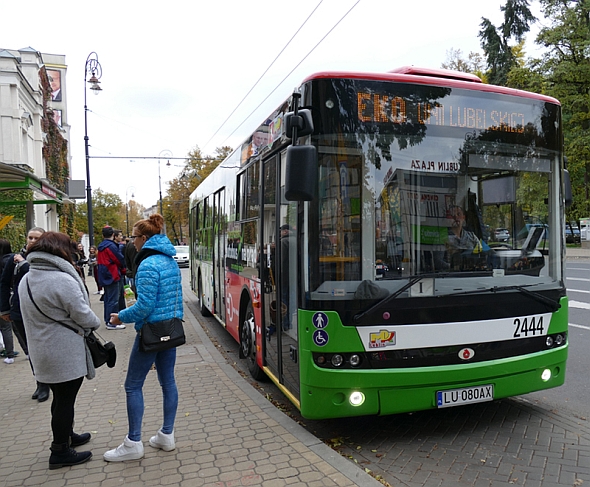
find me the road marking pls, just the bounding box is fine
[569,300,590,309]
[570,323,590,331]
[567,288,590,294]
[566,277,590,282]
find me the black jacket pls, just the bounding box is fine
[0,252,29,321]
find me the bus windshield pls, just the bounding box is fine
[306,79,563,299]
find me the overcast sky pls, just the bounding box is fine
[0,0,544,210]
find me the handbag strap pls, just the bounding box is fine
[26,280,82,336]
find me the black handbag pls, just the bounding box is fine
[140,317,185,353]
[26,281,116,368]
[85,331,116,368]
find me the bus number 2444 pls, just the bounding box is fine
[513,316,543,338]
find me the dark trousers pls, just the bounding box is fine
[102,282,120,324]
[118,279,126,312]
[11,319,28,355]
[49,377,84,445]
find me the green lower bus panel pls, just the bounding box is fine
[298,348,567,420]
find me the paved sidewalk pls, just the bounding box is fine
[0,278,380,487]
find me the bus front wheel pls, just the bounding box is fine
[241,302,265,381]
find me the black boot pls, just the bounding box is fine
[32,382,41,400]
[37,383,50,403]
[49,442,92,470]
[70,432,91,447]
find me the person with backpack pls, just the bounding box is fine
[96,226,126,330]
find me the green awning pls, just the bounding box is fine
[0,162,71,205]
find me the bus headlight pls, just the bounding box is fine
[331,354,344,367]
[349,354,361,367]
[546,336,554,347]
[555,334,563,345]
[541,369,552,381]
[349,391,365,406]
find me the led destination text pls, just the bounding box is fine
[357,92,525,133]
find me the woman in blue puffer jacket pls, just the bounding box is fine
[104,214,183,462]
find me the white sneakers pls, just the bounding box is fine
[104,430,175,462]
[4,358,14,364]
[106,324,126,330]
[103,436,144,462]
[149,429,175,451]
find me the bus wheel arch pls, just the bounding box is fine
[239,292,265,381]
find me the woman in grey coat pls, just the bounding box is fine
[19,232,102,470]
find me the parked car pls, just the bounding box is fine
[375,259,389,278]
[565,227,581,244]
[494,228,510,242]
[173,245,189,267]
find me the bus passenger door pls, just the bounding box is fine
[262,158,279,376]
[262,155,300,400]
[214,189,226,323]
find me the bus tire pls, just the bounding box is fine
[198,274,211,317]
[241,301,265,381]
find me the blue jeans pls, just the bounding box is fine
[103,281,120,324]
[125,334,178,441]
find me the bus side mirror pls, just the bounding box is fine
[285,109,314,138]
[285,145,317,201]
[564,169,573,207]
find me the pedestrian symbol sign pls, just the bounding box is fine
[313,312,328,329]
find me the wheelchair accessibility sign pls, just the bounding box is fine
[313,329,329,347]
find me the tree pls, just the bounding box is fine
[162,145,232,242]
[74,189,125,244]
[479,0,536,86]
[535,0,590,220]
[124,200,145,235]
[441,48,486,79]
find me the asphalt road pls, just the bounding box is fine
[523,259,590,419]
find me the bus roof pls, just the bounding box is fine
[301,67,561,105]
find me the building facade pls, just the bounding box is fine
[0,46,74,235]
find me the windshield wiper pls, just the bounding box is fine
[353,276,422,323]
[440,285,561,312]
[353,282,560,324]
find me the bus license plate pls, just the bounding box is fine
[436,384,494,408]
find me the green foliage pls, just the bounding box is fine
[39,67,69,193]
[161,146,230,242]
[0,190,32,250]
[479,0,535,86]
[75,189,125,243]
[535,0,590,220]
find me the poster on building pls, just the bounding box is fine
[47,69,62,102]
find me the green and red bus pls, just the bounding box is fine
[189,66,569,420]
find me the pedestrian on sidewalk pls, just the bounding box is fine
[87,245,101,293]
[0,238,17,364]
[97,226,126,330]
[104,214,183,462]
[19,231,101,469]
[124,237,138,298]
[0,227,51,402]
[113,229,127,311]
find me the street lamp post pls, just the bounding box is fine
[125,186,135,236]
[84,52,102,247]
[158,150,172,215]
